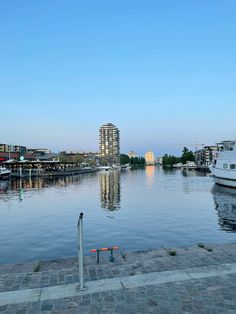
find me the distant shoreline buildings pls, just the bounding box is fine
[0,130,219,169]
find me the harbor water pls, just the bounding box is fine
[0,166,236,264]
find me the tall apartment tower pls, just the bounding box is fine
[99,123,120,166]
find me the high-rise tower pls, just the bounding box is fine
[99,123,120,166]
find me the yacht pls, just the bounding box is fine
[210,140,236,188]
[0,167,11,179]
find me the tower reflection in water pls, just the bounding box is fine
[212,184,236,232]
[145,165,155,188]
[100,170,120,211]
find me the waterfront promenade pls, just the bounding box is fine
[1,243,236,313]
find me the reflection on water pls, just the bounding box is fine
[0,175,92,204]
[182,169,208,177]
[7,176,82,192]
[145,166,155,188]
[0,180,9,193]
[100,170,120,211]
[1,168,236,264]
[212,185,236,232]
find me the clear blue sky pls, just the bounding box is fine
[0,0,235,156]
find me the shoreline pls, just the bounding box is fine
[6,168,99,179]
[1,241,235,272]
[1,242,236,313]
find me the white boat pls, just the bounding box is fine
[183,161,197,170]
[98,166,112,171]
[209,140,236,188]
[121,164,131,170]
[173,163,183,169]
[0,167,11,179]
[212,184,236,232]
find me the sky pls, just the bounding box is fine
[0,0,236,156]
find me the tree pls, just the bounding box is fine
[99,158,108,166]
[181,147,195,164]
[162,154,181,167]
[59,155,67,163]
[76,155,84,164]
[130,157,145,166]
[120,154,130,165]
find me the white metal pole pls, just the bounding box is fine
[77,212,86,291]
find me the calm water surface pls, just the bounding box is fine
[0,167,236,264]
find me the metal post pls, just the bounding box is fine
[77,213,86,291]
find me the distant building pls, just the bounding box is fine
[128,151,137,158]
[36,153,59,162]
[0,143,29,162]
[99,123,120,166]
[156,157,163,165]
[145,151,155,165]
[0,143,26,154]
[27,148,51,155]
[195,145,218,166]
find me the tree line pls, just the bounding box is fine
[120,154,145,166]
[162,147,195,167]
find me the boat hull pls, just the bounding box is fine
[213,176,236,188]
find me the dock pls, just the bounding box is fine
[0,242,236,313]
[2,161,99,179]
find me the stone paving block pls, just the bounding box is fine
[1,243,236,312]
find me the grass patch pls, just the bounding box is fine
[198,243,205,249]
[167,250,177,256]
[33,262,41,272]
[198,243,213,252]
[206,248,213,252]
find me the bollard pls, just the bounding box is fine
[77,212,86,291]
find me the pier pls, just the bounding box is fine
[0,243,236,313]
[2,161,98,178]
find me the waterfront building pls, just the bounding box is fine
[145,151,155,165]
[0,143,26,154]
[0,143,30,162]
[99,123,120,166]
[128,151,137,158]
[195,145,218,166]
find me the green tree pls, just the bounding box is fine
[130,157,145,166]
[181,147,195,164]
[99,158,108,166]
[76,155,84,164]
[162,154,181,167]
[120,154,130,165]
[59,155,67,163]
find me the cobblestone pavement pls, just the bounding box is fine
[1,243,236,313]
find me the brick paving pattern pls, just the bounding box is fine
[0,243,236,313]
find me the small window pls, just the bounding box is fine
[223,164,228,169]
[230,164,236,169]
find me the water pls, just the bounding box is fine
[0,167,236,264]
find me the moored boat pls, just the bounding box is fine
[0,167,11,179]
[210,140,236,188]
[183,161,197,170]
[173,163,183,169]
